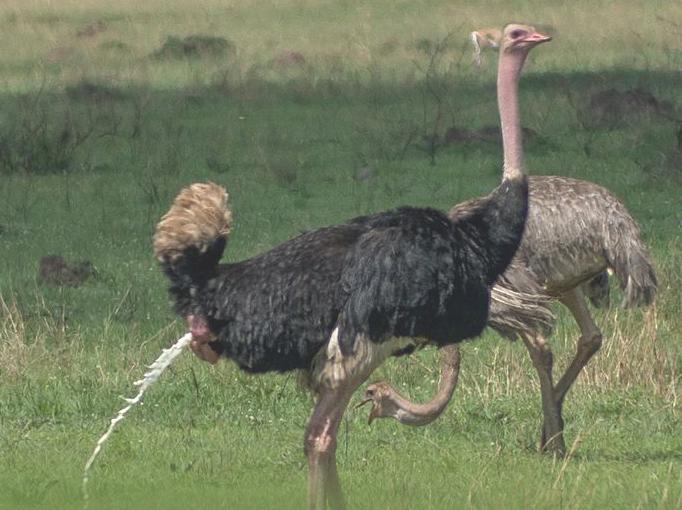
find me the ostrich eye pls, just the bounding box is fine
[366,389,375,397]
[510,29,526,39]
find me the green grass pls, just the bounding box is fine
[0,1,681,508]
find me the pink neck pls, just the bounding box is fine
[389,345,460,426]
[497,49,528,181]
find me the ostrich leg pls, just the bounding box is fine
[553,288,603,414]
[305,382,363,510]
[520,334,566,456]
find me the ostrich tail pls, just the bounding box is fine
[611,244,657,308]
[154,182,232,265]
[605,215,657,308]
[488,262,555,341]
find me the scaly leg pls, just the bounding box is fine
[555,288,603,412]
[520,333,566,456]
[325,453,344,508]
[305,384,363,510]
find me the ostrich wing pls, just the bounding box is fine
[337,207,490,355]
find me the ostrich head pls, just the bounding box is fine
[356,382,400,424]
[357,345,461,426]
[501,23,552,53]
[471,24,550,67]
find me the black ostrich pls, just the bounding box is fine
[153,25,550,510]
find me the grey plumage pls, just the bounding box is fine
[487,176,656,335]
[487,259,554,341]
[582,271,610,308]
[456,175,657,454]
[452,175,657,343]
[510,176,656,305]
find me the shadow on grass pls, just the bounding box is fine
[0,67,679,177]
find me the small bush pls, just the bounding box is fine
[65,80,127,102]
[0,107,88,175]
[0,87,123,175]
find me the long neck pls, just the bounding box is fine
[497,49,528,181]
[391,345,460,426]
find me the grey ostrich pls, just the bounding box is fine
[153,24,550,509]
[360,34,658,457]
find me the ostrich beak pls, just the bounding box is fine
[522,31,552,44]
[355,398,371,409]
[355,397,380,425]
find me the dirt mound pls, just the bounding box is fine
[38,255,95,288]
[272,50,306,70]
[152,35,235,60]
[76,20,107,38]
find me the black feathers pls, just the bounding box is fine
[199,224,359,372]
[160,236,227,317]
[338,207,490,355]
[449,177,529,287]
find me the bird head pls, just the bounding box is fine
[356,382,400,424]
[472,24,551,67]
[471,29,502,49]
[501,24,552,53]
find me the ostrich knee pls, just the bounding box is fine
[305,423,337,459]
[527,338,554,374]
[579,331,603,358]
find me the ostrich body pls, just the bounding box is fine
[362,35,658,456]
[491,176,657,454]
[155,180,523,509]
[156,188,522,509]
[153,25,550,508]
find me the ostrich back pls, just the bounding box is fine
[519,176,656,302]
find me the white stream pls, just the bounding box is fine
[81,332,193,504]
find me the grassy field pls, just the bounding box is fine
[0,1,681,509]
